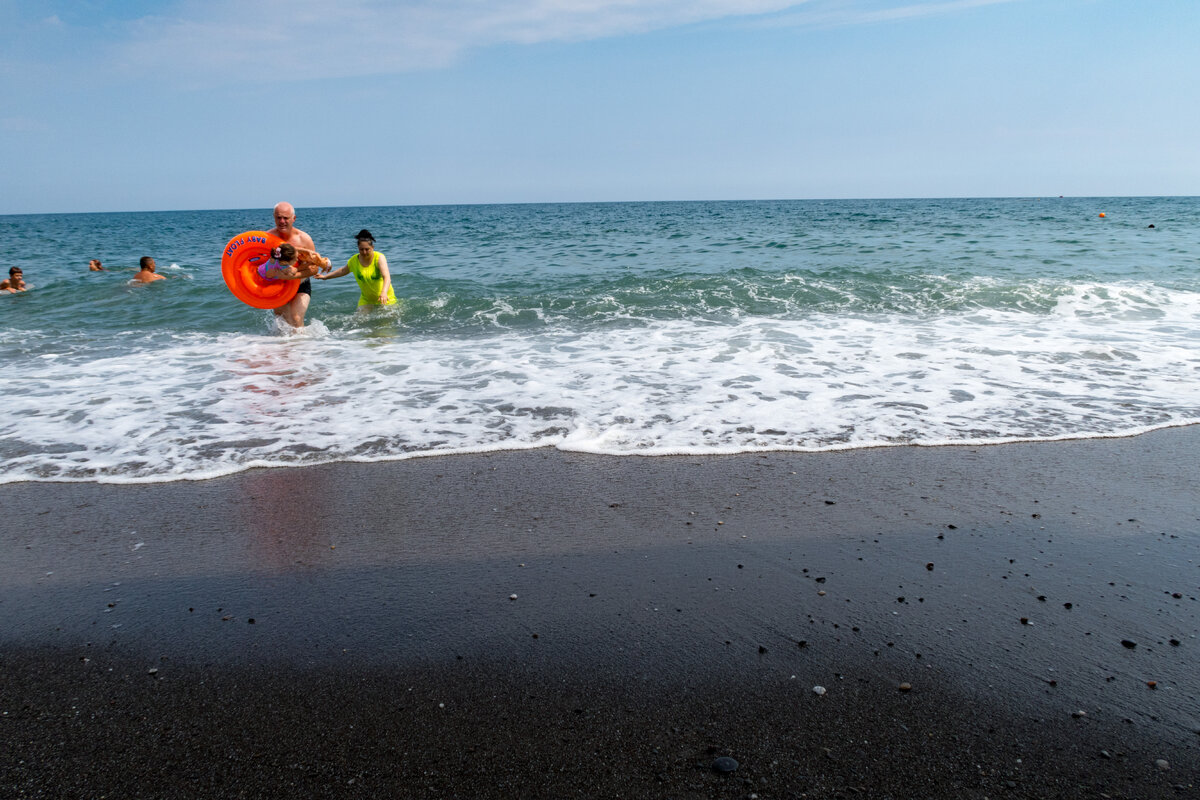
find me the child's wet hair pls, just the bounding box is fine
[273,243,297,262]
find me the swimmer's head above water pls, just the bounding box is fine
[3,266,27,292]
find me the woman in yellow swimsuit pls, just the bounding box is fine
[316,229,397,309]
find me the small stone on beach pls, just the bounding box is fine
[712,756,739,773]
[813,685,826,695]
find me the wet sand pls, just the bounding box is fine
[2,429,1198,798]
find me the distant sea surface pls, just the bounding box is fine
[1,198,1198,483]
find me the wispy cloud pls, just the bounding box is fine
[108,0,808,83]
[756,0,1023,29]
[96,0,1020,84]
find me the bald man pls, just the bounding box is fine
[267,202,321,328]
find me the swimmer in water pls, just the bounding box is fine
[0,266,26,293]
[131,256,166,283]
[268,202,330,328]
[88,259,105,271]
[315,228,397,309]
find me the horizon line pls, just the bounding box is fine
[3,194,1195,218]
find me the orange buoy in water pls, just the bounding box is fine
[221,230,296,309]
[1098,212,1106,218]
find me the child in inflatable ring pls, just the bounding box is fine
[259,243,331,283]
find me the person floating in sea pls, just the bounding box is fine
[0,266,26,293]
[131,256,166,283]
[267,202,326,328]
[88,259,105,271]
[316,228,397,310]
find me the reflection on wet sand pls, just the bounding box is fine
[237,466,339,570]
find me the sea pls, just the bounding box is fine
[1,197,1197,484]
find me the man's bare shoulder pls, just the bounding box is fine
[267,227,315,249]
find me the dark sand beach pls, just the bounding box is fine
[2,428,1198,798]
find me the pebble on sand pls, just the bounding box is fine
[712,756,739,773]
[813,685,826,696]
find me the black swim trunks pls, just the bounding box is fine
[296,278,312,296]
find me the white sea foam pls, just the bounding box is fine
[2,281,1198,483]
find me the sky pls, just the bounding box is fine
[1,0,1197,214]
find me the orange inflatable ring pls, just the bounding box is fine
[221,230,297,309]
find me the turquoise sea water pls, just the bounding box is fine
[1,197,1198,483]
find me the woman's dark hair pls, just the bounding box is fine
[355,229,375,243]
[273,243,297,262]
